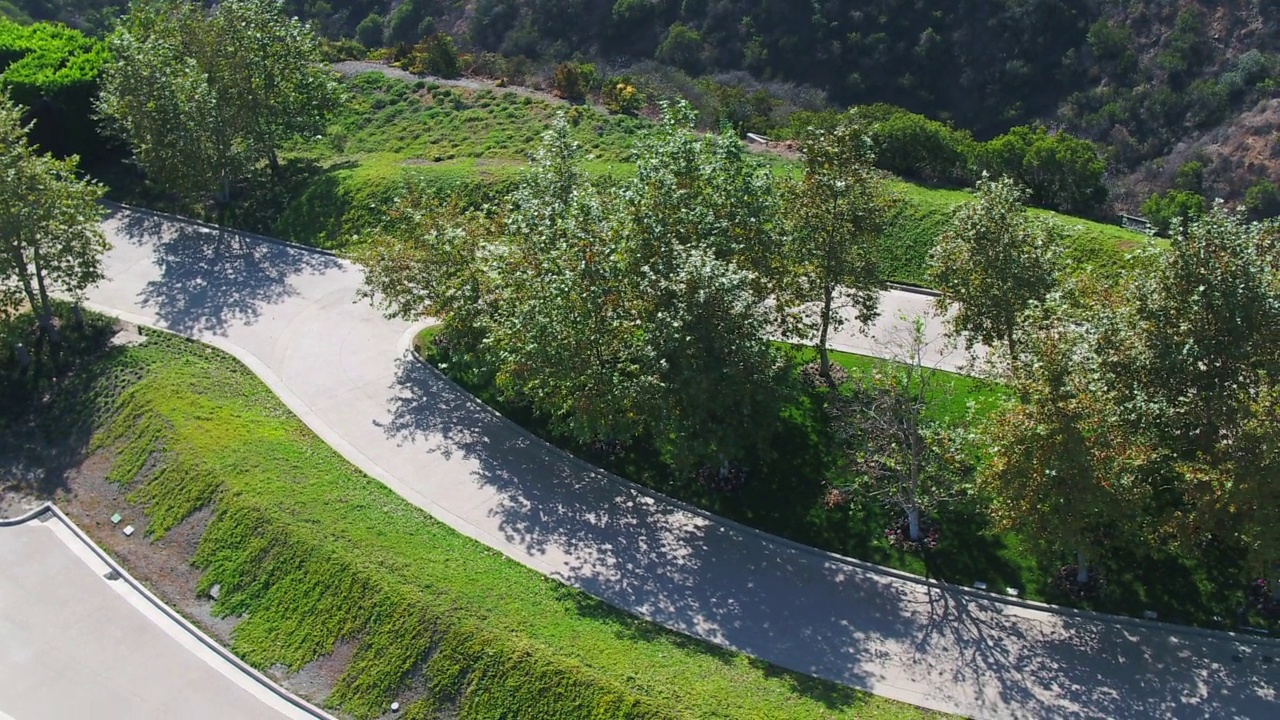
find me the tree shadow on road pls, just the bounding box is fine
[375,353,1280,720]
[107,208,341,337]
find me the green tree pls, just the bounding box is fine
[355,13,383,49]
[0,95,109,347]
[484,118,654,444]
[979,298,1152,585]
[1099,206,1280,568]
[782,121,898,387]
[1244,178,1280,221]
[928,176,1063,368]
[1140,189,1206,237]
[617,102,784,474]
[98,0,341,204]
[656,22,703,75]
[355,199,492,350]
[979,125,1108,216]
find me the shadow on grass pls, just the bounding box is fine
[0,307,124,499]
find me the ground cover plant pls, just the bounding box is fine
[0,310,948,719]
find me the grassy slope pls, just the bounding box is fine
[67,327,944,720]
[273,70,1155,284]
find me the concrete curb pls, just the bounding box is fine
[407,325,1280,651]
[101,200,344,260]
[0,503,337,720]
[885,281,942,298]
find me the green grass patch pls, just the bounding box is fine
[880,182,1161,286]
[13,320,946,720]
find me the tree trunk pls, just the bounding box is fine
[818,284,834,389]
[267,147,281,177]
[72,304,84,328]
[907,506,922,542]
[32,249,60,346]
[14,343,31,373]
[1076,547,1090,585]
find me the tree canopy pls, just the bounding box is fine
[98,0,342,204]
[0,94,109,345]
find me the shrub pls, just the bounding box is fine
[408,33,461,79]
[551,61,587,101]
[602,76,642,114]
[860,107,975,186]
[979,124,1108,217]
[0,19,110,162]
[1244,179,1280,221]
[1141,189,1206,237]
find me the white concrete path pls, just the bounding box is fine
[76,207,1278,720]
[0,510,324,720]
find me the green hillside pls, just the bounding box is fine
[261,69,1154,283]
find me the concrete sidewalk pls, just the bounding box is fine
[77,207,1278,719]
[0,508,326,720]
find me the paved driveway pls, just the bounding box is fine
[0,512,321,720]
[74,207,1280,719]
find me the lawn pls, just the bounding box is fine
[1,310,948,720]
[416,325,1250,630]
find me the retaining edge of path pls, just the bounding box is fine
[101,200,344,259]
[406,322,1280,651]
[0,502,337,720]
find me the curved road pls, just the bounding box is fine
[82,207,1277,720]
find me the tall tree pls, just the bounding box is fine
[98,0,341,204]
[618,102,785,475]
[929,175,1063,369]
[782,121,898,388]
[1098,205,1280,570]
[979,297,1153,585]
[828,315,972,542]
[484,118,655,445]
[0,96,109,346]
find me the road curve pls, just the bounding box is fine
[80,207,1278,720]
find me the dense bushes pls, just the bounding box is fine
[838,105,1109,217]
[0,18,109,161]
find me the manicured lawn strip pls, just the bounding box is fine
[79,329,945,719]
[417,326,1248,628]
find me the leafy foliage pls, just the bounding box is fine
[98,0,342,205]
[1141,189,1206,237]
[978,124,1108,217]
[929,176,1064,362]
[0,18,109,161]
[781,120,897,384]
[0,94,108,345]
[1099,205,1280,570]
